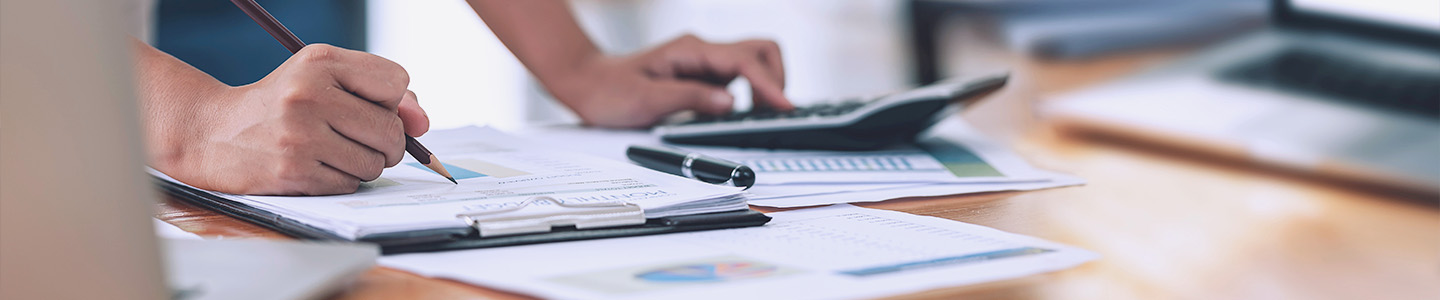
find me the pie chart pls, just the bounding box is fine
[635,261,778,283]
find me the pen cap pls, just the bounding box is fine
[689,157,744,185]
[730,165,755,188]
[627,146,686,176]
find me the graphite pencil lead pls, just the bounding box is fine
[422,154,456,184]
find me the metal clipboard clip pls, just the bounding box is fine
[455,196,646,237]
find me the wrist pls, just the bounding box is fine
[532,52,610,107]
[531,50,606,90]
[141,83,234,174]
[132,41,236,174]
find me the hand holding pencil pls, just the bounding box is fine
[130,0,451,195]
[137,41,442,195]
[223,0,454,190]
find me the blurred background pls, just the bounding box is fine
[83,2,1436,298]
[153,0,1264,131]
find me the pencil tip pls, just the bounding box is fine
[447,177,457,184]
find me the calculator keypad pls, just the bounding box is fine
[684,97,874,125]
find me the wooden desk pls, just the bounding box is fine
[156,50,1440,300]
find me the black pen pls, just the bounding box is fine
[626,145,756,190]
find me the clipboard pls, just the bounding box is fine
[154,177,772,255]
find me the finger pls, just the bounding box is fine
[747,71,794,111]
[319,88,406,166]
[650,80,734,117]
[267,159,360,196]
[305,163,363,195]
[293,44,409,111]
[313,127,389,180]
[737,39,786,88]
[397,90,429,137]
[699,46,793,111]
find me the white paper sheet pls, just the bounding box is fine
[520,118,1054,183]
[676,141,1020,185]
[150,127,747,240]
[747,170,1086,208]
[516,117,1083,207]
[380,204,1098,300]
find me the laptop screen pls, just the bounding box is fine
[1291,0,1440,32]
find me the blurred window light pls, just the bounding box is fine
[613,0,913,105]
[370,0,914,128]
[367,0,529,131]
[1294,0,1440,31]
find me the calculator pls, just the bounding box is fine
[654,72,1009,150]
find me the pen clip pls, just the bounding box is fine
[455,196,646,237]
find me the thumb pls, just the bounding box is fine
[397,90,430,137]
[653,81,734,117]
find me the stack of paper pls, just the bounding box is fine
[154,119,1096,299]
[149,127,750,241]
[519,117,1083,208]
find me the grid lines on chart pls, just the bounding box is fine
[741,156,942,173]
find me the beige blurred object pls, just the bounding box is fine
[0,0,167,299]
[151,45,1440,300]
[1043,0,1440,196]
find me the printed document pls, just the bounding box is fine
[517,117,1083,207]
[522,118,1047,185]
[149,127,748,240]
[381,204,1098,300]
[746,170,1086,208]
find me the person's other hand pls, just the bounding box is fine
[152,44,428,195]
[547,35,793,128]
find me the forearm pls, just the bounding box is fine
[466,0,601,83]
[130,39,230,169]
[465,0,792,128]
